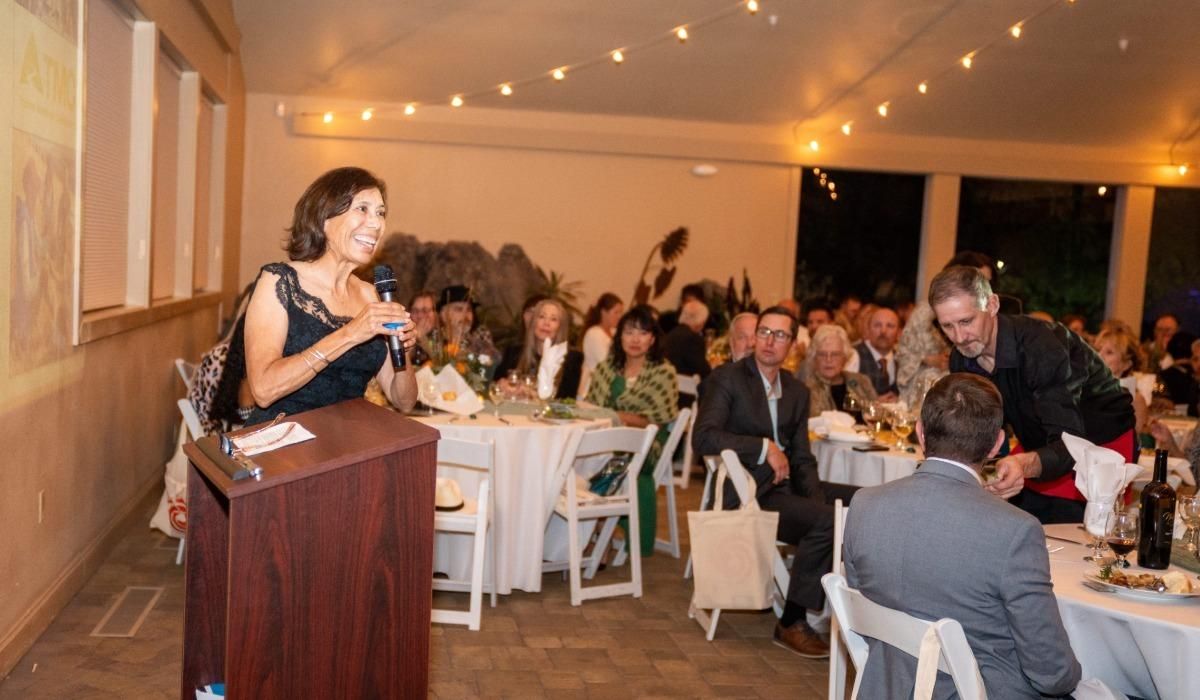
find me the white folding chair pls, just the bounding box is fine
[821,572,986,700]
[829,499,850,700]
[542,425,656,606]
[173,399,206,566]
[652,408,691,558]
[683,454,722,580]
[174,358,197,392]
[431,437,496,631]
[674,374,701,488]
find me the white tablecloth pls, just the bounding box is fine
[1045,523,1200,699]
[814,438,922,488]
[415,412,611,594]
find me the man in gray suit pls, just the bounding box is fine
[843,373,1081,698]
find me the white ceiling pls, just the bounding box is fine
[233,0,1200,157]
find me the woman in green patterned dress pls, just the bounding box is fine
[585,304,679,556]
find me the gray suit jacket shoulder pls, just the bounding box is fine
[842,459,1081,699]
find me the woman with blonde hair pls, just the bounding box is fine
[1092,326,1149,433]
[494,298,583,400]
[804,323,878,416]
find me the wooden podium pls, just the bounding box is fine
[181,399,439,699]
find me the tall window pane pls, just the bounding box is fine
[1144,187,1200,336]
[151,51,181,300]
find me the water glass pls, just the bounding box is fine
[1179,494,1200,555]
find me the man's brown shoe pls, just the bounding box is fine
[772,621,830,659]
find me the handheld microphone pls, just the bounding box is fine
[373,264,407,370]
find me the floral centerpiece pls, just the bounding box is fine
[422,327,496,394]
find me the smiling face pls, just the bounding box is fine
[932,292,999,359]
[441,302,474,336]
[866,308,900,354]
[322,187,385,265]
[409,294,436,335]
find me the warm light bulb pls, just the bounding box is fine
[676,26,689,42]
[1097,185,1107,196]
[552,67,566,81]
[451,95,464,108]
[819,174,827,185]
[1180,163,1191,176]
[746,0,759,14]
[961,54,974,69]
[877,101,890,117]
[322,112,333,124]
[841,121,852,136]
[404,104,416,116]
[812,168,820,175]
[1010,23,1023,39]
[828,182,836,192]
[830,192,838,201]
[361,108,373,121]
[918,81,929,94]
[500,83,513,96]
[612,49,624,64]
[809,140,819,152]
[997,260,1006,270]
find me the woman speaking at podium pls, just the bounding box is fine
[242,166,418,425]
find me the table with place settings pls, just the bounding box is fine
[1044,523,1200,699]
[414,404,615,594]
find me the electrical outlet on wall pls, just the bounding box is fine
[38,490,45,524]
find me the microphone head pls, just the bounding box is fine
[373,264,397,293]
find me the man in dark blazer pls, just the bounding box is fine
[693,306,835,659]
[854,306,900,399]
[843,373,1081,698]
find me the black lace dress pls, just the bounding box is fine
[244,263,386,426]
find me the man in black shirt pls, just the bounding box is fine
[929,266,1135,523]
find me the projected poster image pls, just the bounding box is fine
[11,129,74,375]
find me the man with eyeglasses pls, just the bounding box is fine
[694,306,850,659]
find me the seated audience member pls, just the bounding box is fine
[1149,420,1200,484]
[494,298,583,400]
[664,300,712,408]
[434,284,499,363]
[1158,331,1199,416]
[834,293,864,342]
[1061,313,1089,341]
[843,373,1082,698]
[585,305,678,556]
[855,306,900,400]
[803,300,834,338]
[805,324,878,416]
[896,251,996,408]
[1099,318,1135,336]
[658,283,707,335]
[726,311,758,363]
[578,292,624,399]
[775,298,812,372]
[1144,313,1179,371]
[407,289,437,366]
[695,306,856,659]
[930,266,1135,524]
[895,299,915,327]
[1092,326,1150,433]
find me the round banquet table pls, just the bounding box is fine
[813,437,922,488]
[1044,523,1200,700]
[414,404,614,594]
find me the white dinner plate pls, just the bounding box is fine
[1083,572,1200,602]
[822,431,872,445]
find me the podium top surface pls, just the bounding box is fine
[183,399,439,498]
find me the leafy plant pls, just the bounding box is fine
[632,227,689,305]
[535,266,585,323]
[724,268,760,317]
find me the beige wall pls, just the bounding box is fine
[241,94,803,309]
[0,0,243,674]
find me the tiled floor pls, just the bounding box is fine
[0,478,829,698]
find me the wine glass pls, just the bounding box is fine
[1106,509,1138,569]
[1082,501,1114,562]
[488,381,505,416]
[421,378,439,416]
[890,408,914,450]
[1179,494,1200,556]
[842,393,862,425]
[862,401,884,440]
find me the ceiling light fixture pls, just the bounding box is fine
[500,83,513,96]
[918,81,928,94]
[361,108,373,121]
[451,95,464,107]
[809,140,820,152]
[1180,163,1191,176]
[746,0,759,14]
[961,53,974,69]
[877,102,890,117]
[841,121,852,136]
[676,26,689,42]
[404,104,416,116]
[322,112,333,124]
[1010,23,1023,39]
[552,67,566,81]
[612,49,625,64]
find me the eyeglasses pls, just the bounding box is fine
[755,327,793,343]
[815,351,846,361]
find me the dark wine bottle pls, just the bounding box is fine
[1137,449,1176,569]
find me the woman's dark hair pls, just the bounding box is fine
[610,304,665,370]
[584,292,623,328]
[285,166,387,261]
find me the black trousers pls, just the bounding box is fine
[755,481,859,611]
[1010,489,1084,524]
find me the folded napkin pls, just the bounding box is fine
[1063,433,1141,534]
[1136,452,1196,487]
[537,339,568,400]
[415,365,484,416]
[233,421,316,456]
[808,410,855,436]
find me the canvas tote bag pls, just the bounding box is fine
[687,466,779,610]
